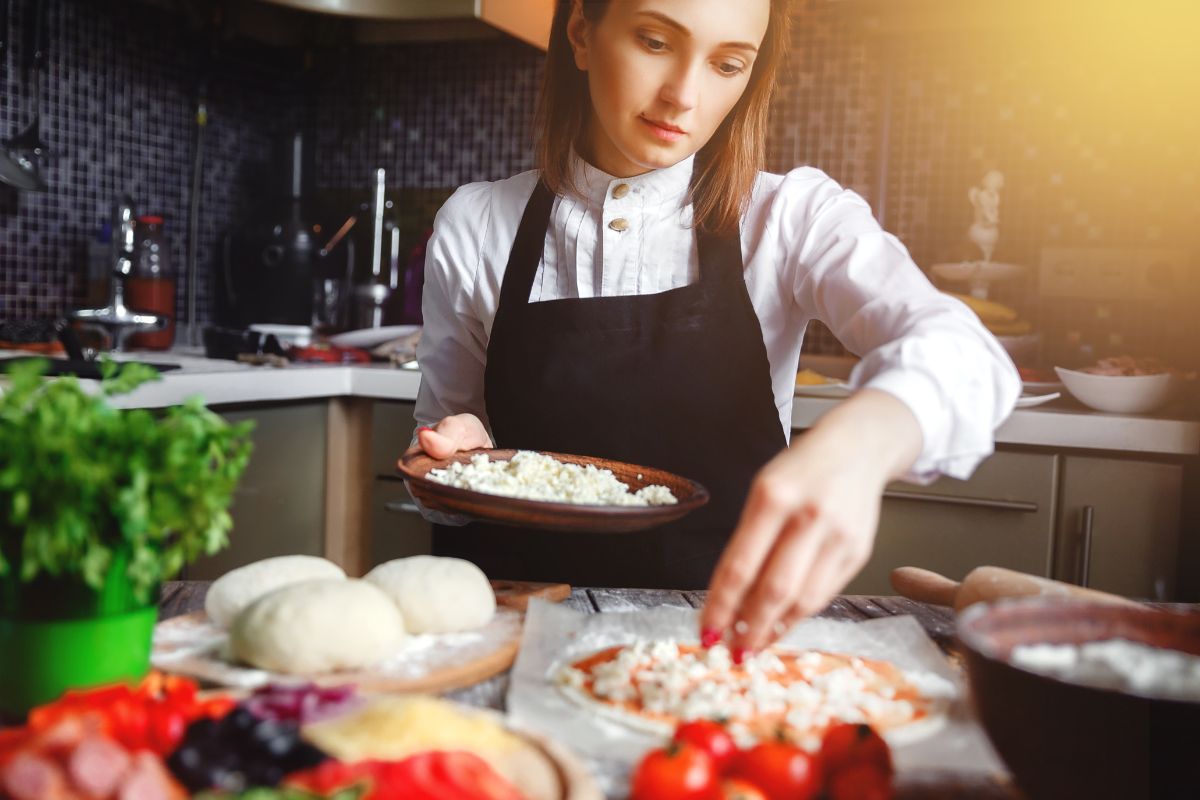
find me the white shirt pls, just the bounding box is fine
[415,154,1020,483]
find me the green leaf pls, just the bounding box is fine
[0,360,253,598]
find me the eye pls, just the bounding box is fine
[716,61,746,77]
[638,33,668,52]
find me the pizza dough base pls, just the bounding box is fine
[364,555,495,634]
[550,652,951,749]
[205,554,346,628]
[230,579,405,674]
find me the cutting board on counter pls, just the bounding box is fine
[152,580,570,695]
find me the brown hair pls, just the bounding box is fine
[535,0,792,235]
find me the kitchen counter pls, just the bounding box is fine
[54,348,1200,457]
[158,580,1020,800]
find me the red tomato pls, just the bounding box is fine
[147,705,189,755]
[827,763,894,800]
[720,777,769,800]
[730,742,820,800]
[674,720,739,774]
[631,743,721,800]
[819,723,893,777]
[406,751,526,800]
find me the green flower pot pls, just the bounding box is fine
[0,548,158,719]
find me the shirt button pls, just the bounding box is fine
[612,183,631,199]
[608,218,629,232]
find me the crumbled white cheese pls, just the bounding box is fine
[426,451,678,506]
[559,637,940,743]
[1011,638,1200,702]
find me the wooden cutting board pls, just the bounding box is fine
[492,579,572,610]
[152,580,570,695]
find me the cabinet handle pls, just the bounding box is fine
[1077,505,1095,588]
[384,501,422,515]
[883,490,1038,513]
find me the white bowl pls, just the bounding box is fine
[1054,366,1175,414]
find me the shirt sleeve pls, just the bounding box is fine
[785,171,1021,483]
[410,182,495,525]
[414,181,494,435]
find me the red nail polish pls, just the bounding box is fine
[732,647,747,665]
[701,627,721,648]
[417,426,432,434]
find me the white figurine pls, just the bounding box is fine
[967,170,1004,263]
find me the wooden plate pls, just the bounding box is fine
[398,448,709,533]
[152,581,571,695]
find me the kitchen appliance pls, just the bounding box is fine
[253,0,551,49]
[349,167,403,330]
[219,131,325,328]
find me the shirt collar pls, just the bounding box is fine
[569,151,695,209]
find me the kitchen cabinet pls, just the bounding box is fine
[370,401,433,567]
[844,451,1060,594]
[1052,455,1182,601]
[186,402,329,581]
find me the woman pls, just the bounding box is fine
[409,0,1019,656]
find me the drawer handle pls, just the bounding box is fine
[883,490,1038,513]
[1077,505,1095,587]
[384,501,421,515]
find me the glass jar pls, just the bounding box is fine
[126,215,176,350]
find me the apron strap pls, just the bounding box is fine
[495,180,556,319]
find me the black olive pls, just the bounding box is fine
[185,716,220,742]
[224,706,260,733]
[284,742,329,770]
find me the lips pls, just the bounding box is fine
[638,116,687,144]
[641,116,686,134]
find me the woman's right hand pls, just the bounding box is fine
[405,413,494,459]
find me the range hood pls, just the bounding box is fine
[257,0,552,49]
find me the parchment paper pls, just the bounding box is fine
[506,600,1006,796]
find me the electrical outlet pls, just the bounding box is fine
[1039,246,1187,300]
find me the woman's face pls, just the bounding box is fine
[569,0,771,177]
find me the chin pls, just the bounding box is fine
[622,140,694,172]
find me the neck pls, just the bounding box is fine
[576,117,653,179]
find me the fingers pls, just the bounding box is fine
[749,540,869,650]
[731,514,829,653]
[414,414,494,459]
[700,477,799,643]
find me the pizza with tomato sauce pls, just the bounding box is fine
[555,640,953,750]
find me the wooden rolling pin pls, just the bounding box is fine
[890,565,1141,612]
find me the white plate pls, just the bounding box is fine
[1023,380,1065,394]
[794,382,852,398]
[328,325,421,349]
[1015,392,1061,408]
[248,324,313,347]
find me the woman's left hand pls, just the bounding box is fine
[699,389,923,658]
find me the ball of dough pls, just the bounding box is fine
[364,556,495,634]
[230,579,405,674]
[205,555,346,628]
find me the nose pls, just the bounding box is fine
[660,58,701,113]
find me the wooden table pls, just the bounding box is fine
[160,582,1019,800]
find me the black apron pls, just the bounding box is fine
[433,180,786,589]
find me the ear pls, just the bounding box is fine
[566,0,591,71]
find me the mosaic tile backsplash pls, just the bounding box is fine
[0,0,304,326]
[1,0,1197,368]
